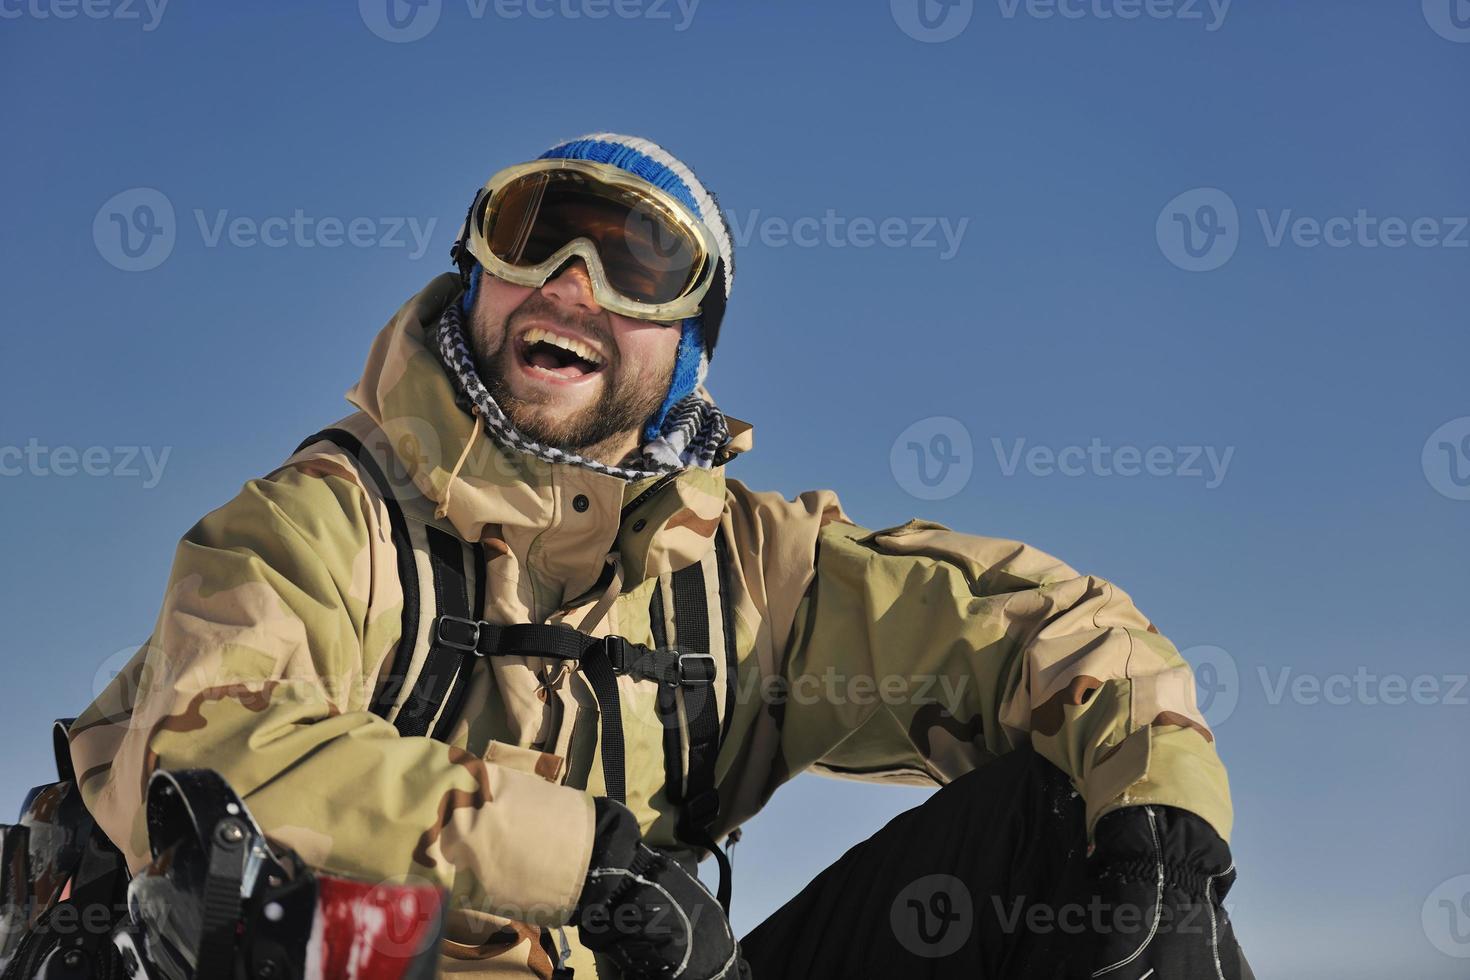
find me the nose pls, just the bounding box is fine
[538,257,604,315]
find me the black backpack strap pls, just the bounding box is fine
[666,534,736,913]
[649,581,682,804]
[293,428,420,724]
[394,525,483,740]
[716,529,740,748]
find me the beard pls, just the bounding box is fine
[467,292,673,457]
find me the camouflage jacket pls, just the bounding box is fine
[69,274,1231,978]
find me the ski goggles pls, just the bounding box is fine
[456,158,720,323]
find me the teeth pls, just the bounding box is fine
[523,326,603,365]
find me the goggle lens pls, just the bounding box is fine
[484,170,706,306]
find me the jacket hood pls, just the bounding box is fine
[344,274,753,612]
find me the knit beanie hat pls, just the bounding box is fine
[462,133,735,443]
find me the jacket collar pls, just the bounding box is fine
[345,274,752,609]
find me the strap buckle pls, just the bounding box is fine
[602,635,630,673]
[676,652,717,687]
[436,615,482,653]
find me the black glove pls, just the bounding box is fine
[574,798,749,980]
[1087,805,1254,979]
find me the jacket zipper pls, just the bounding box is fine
[619,472,679,525]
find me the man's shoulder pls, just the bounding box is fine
[723,477,853,534]
[190,413,389,547]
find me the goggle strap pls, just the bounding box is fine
[700,256,726,355]
[451,188,492,280]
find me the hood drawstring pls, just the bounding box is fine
[434,405,482,521]
[576,552,625,634]
[535,553,625,698]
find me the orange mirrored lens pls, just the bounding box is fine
[484,171,704,305]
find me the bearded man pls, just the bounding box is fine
[70,134,1251,980]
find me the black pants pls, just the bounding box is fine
[739,749,1093,979]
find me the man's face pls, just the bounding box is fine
[465,258,684,462]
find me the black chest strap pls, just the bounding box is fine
[432,617,718,803]
[426,548,735,913]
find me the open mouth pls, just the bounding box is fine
[515,326,606,381]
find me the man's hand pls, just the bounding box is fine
[1087,805,1254,979]
[575,798,749,979]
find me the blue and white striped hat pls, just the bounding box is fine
[456,134,735,438]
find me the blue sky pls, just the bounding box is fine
[2,2,1468,976]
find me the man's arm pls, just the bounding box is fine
[770,513,1230,843]
[68,461,594,926]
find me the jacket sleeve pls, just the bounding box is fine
[67,461,594,926]
[775,514,1231,843]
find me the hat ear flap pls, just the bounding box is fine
[642,317,706,442]
[461,262,483,313]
